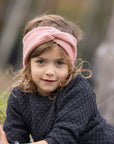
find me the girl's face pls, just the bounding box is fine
[30,46,69,96]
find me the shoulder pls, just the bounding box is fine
[60,74,95,98]
[70,74,93,90]
[56,74,96,110]
[8,87,32,105]
[7,87,34,115]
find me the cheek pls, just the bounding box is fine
[31,72,36,83]
[31,68,39,80]
[31,71,36,79]
[59,69,69,80]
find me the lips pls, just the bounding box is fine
[42,79,56,83]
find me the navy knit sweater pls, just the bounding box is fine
[3,75,114,144]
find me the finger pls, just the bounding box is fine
[0,125,5,136]
[0,125,3,134]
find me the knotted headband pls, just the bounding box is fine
[23,26,77,66]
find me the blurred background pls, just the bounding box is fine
[0,0,114,124]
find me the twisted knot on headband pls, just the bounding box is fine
[23,26,77,66]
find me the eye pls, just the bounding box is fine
[56,60,65,66]
[36,59,45,64]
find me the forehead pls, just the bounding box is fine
[29,41,73,69]
[40,46,65,57]
[30,41,68,58]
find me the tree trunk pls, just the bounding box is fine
[95,1,114,125]
[0,0,33,69]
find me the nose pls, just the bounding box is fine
[45,65,55,77]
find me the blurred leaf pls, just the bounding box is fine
[0,92,8,124]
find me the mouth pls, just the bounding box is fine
[42,79,57,83]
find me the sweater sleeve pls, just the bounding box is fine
[45,76,114,144]
[3,88,30,143]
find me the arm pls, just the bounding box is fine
[1,126,48,144]
[3,88,48,144]
[0,127,47,144]
[44,76,98,144]
[3,88,30,143]
[27,76,96,144]
[44,76,114,144]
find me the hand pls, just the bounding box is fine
[31,140,48,144]
[0,125,9,144]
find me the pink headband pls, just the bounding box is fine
[23,26,77,66]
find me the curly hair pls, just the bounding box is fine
[12,14,92,99]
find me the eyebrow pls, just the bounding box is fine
[38,56,65,61]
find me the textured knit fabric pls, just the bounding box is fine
[3,75,114,144]
[23,26,77,66]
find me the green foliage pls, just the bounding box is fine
[0,92,8,124]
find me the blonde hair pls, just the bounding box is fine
[12,14,92,99]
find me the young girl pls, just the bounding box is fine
[0,14,114,144]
